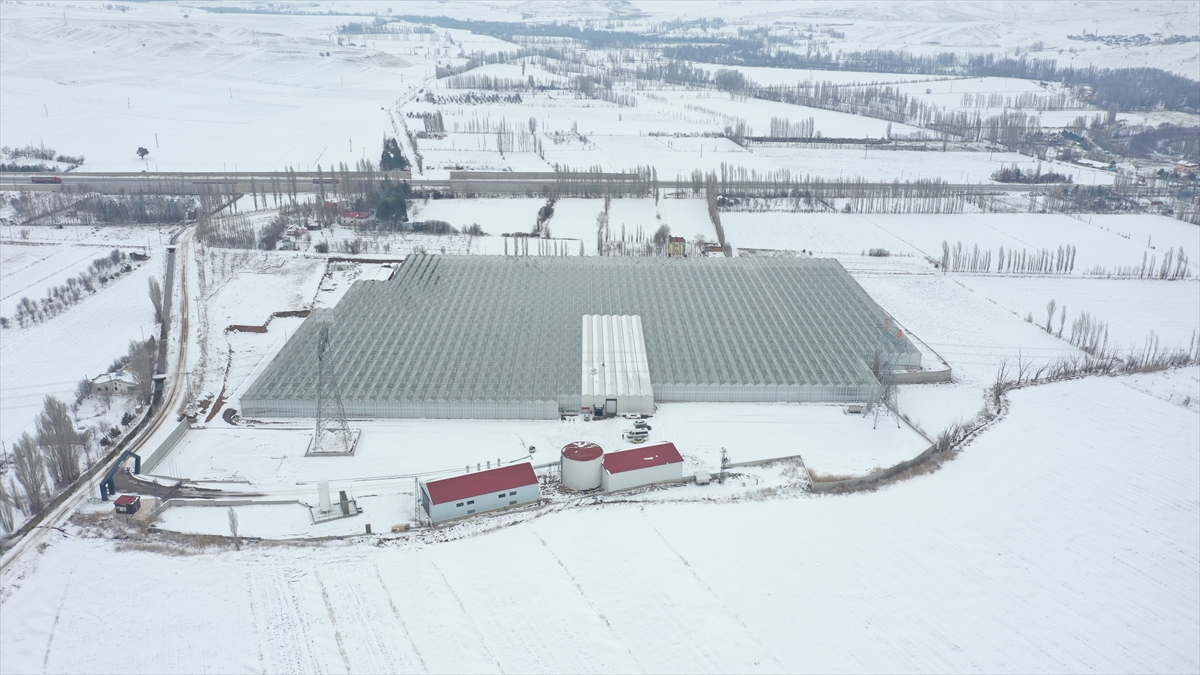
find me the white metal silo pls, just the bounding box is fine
[561,441,604,490]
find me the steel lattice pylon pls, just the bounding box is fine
[312,322,355,453]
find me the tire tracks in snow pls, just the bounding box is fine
[646,518,785,672]
[428,558,503,673]
[534,533,645,673]
[255,565,324,674]
[244,570,266,673]
[314,571,352,674]
[372,564,429,673]
[41,567,73,674]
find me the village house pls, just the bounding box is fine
[90,370,137,396]
[338,210,370,227]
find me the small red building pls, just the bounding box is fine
[113,494,141,514]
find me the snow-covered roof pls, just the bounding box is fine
[562,441,603,461]
[423,463,538,505]
[603,442,683,474]
[582,315,652,405]
[92,370,136,385]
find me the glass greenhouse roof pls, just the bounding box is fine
[240,254,921,418]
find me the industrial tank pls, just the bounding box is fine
[561,441,604,490]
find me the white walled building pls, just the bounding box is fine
[420,463,539,524]
[601,442,684,492]
[581,314,654,416]
[90,370,137,396]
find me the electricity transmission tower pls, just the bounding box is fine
[311,321,355,454]
[869,325,903,430]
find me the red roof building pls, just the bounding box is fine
[113,494,142,514]
[420,463,539,523]
[338,210,370,226]
[602,442,684,492]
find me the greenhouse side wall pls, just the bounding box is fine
[655,383,879,404]
[240,398,559,420]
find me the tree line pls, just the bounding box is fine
[1,249,134,329]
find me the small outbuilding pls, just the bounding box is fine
[601,441,684,492]
[561,441,604,491]
[113,494,141,514]
[420,462,539,524]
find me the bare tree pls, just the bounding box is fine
[0,477,15,534]
[227,506,240,550]
[12,433,47,514]
[74,376,91,406]
[36,395,81,489]
[148,277,164,324]
[1045,299,1056,333]
[653,224,671,254]
[128,339,156,405]
[595,207,609,256]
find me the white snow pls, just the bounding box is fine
[2,374,1196,673]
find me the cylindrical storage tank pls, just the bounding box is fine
[561,441,604,490]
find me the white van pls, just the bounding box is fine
[622,428,649,443]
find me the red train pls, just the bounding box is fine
[31,176,63,184]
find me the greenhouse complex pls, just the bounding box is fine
[239,254,922,420]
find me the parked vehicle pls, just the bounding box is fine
[622,428,649,443]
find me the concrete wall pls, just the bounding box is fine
[602,462,683,492]
[141,419,190,474]
[893,368,953,384]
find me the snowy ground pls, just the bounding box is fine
[144,400,929,538]
[0,228,168,449]
[0,2,432,172]
[3,3,1198,671]
[725,212,1199,276]
[2,372,1196,673]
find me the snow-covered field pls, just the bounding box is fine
[725,212,1199,276]
[0,3,429,172]
[3,2,1198,671]
[0,228,168,448]
[2,373,1196,673]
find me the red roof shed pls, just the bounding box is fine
[425,463,538,505]
[603,442,683,474]
[113,494,141,514]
